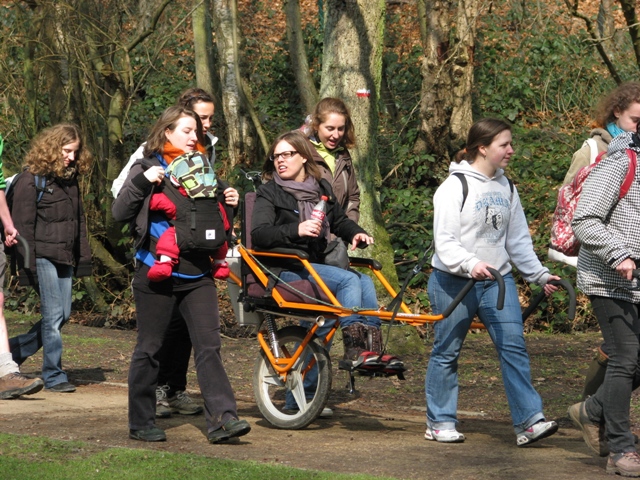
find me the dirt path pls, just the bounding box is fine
[0,323,617,479]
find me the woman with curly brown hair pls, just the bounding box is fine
[561,82,640,187]
[9,123,92,393]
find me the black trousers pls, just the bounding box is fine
[157,307,192,394]
[586,296,640,453]
[129,265,238,433]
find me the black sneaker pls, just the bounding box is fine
[45,381,76,393]
[129,426,166,442]
[208,418,251,444]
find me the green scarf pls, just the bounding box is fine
[309,138,343,174]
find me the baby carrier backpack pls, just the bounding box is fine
[161,151,227,253]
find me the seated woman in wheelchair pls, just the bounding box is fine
[252,130,392,366]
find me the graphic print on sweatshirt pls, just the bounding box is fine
[474,190,511,244]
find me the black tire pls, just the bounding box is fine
[253,325,332,429]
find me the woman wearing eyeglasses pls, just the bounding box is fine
[252,131,394,405]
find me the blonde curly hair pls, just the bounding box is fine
[25,123,92,177]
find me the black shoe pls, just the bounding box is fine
[208,418,251,444]
[129,426,166,442]
[45,381,76,393]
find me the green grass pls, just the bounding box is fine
[0,433,397,480]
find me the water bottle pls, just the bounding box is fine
[311,195,328,222]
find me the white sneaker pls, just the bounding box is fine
[319,407,333,418]
[425,426,465,443]
[516,420,558,446]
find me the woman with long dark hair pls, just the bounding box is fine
[112,106,249,443]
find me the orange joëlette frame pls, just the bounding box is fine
[236,243,448,327]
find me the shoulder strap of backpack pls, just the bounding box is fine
[452,173,468,212]
[453,172,514,212]
[507,177,514,196]
[585,138,599,165]
[34,175,48,203]
[620,149,637,200]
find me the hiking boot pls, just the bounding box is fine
[424,426,465,443]
[342,323,368,361]
[167,390,203,415]
[516,420,558,446]
[567,401,608,456]
[0,372,44,399]
[129,426,166,442]
[208,418,251,444]
[367,325,383,353]
[607,452,640,477]
[155,385,172,418]
[45,381,76,393]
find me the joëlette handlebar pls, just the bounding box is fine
[521,279,576,323]
[439,267,505,318]
[14,235,29,268]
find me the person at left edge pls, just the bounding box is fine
[0,132,44,399]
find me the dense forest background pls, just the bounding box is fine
[0,0,636,332]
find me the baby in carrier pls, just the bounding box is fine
[147,151,231,281]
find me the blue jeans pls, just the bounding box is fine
[9,258,73,388]
[279,264,380,329]
[585,296,640,453]
[425,270,544,434]
[282,264,379,410]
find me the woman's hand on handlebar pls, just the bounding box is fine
[144,166,165,185]
[470,261,495,281]
[299,219,322,238]
[543,275,561,296]
[3,226,17,247]
[616,258,637,281]
[351,233,374,250]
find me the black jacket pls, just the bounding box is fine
[112,154,233,276]
[251,178,366,264]
[11,171,92,285]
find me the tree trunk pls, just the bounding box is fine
[284,0,319,114]
[211,0,258,167]
[320,0,398,290]
[18,2,46,136]
[598,0,616,57]
[617,0,640,70]
[41,2,67,125]
[449,0,479,147]
[418,0,477,171]
[193,0,222,108]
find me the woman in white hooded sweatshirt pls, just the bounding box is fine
[425,118,560,446]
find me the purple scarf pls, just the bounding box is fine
[273,174,330,240]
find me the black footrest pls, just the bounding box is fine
[338,359,407,380]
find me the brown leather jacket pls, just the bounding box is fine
[307,139,360,223]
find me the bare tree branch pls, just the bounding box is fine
[564,0,622,84]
